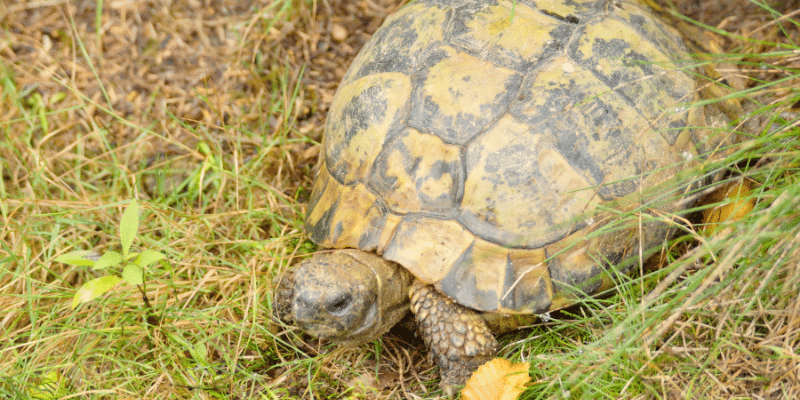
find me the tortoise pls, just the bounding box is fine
[275,0,729,392]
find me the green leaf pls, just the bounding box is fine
[196,141,212,157]
[27,370,70,400]
[191,341,208,365]
[136,250,166,269]
[122,264,143,285]
[50,91,66,104]
[120,199,139,257]
[92,251,122,270]
[55,250,97,267]
[72,276,122,309]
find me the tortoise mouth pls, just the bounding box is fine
[296,300,380,347]
[334,300,380,346]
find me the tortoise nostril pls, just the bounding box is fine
[327,293,353,315]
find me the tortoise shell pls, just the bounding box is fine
[305,0,717,314]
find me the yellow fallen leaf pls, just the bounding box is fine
[702,179,755,235]
[461,358,531,400]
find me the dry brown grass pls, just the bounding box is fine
[1,0,799,398]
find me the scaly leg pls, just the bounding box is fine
[409,280,497,394]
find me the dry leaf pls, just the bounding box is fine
[702,179,755,235]
[461,358,531,400]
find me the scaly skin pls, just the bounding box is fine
[409,280,497,394]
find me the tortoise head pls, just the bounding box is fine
[275,249,412,346]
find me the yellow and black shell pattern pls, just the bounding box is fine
[306,0,717,314]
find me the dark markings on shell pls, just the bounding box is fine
[408,48,524,145]
[503,258,553,312]
[539,9,580,25]
[440,243,498,311]
[368,129,464,215]
[344,86,385,144]
[327,85,388,181]
[307,196,339,245]
[537,115,607,189]
[357,210,386,251]
[350,17,419,78]
[346,3,454,82]
[546,248,604,298]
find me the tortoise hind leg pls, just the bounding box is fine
[409,280,497,394]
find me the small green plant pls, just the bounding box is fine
[56,199,166,309]
[25,370,70,400]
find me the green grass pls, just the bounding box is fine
[2,0,799,399]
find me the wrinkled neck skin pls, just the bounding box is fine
[289,249,413,346]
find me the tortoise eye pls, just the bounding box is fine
[327,293,353,315]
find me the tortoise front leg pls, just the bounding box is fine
[409,280,497,394]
